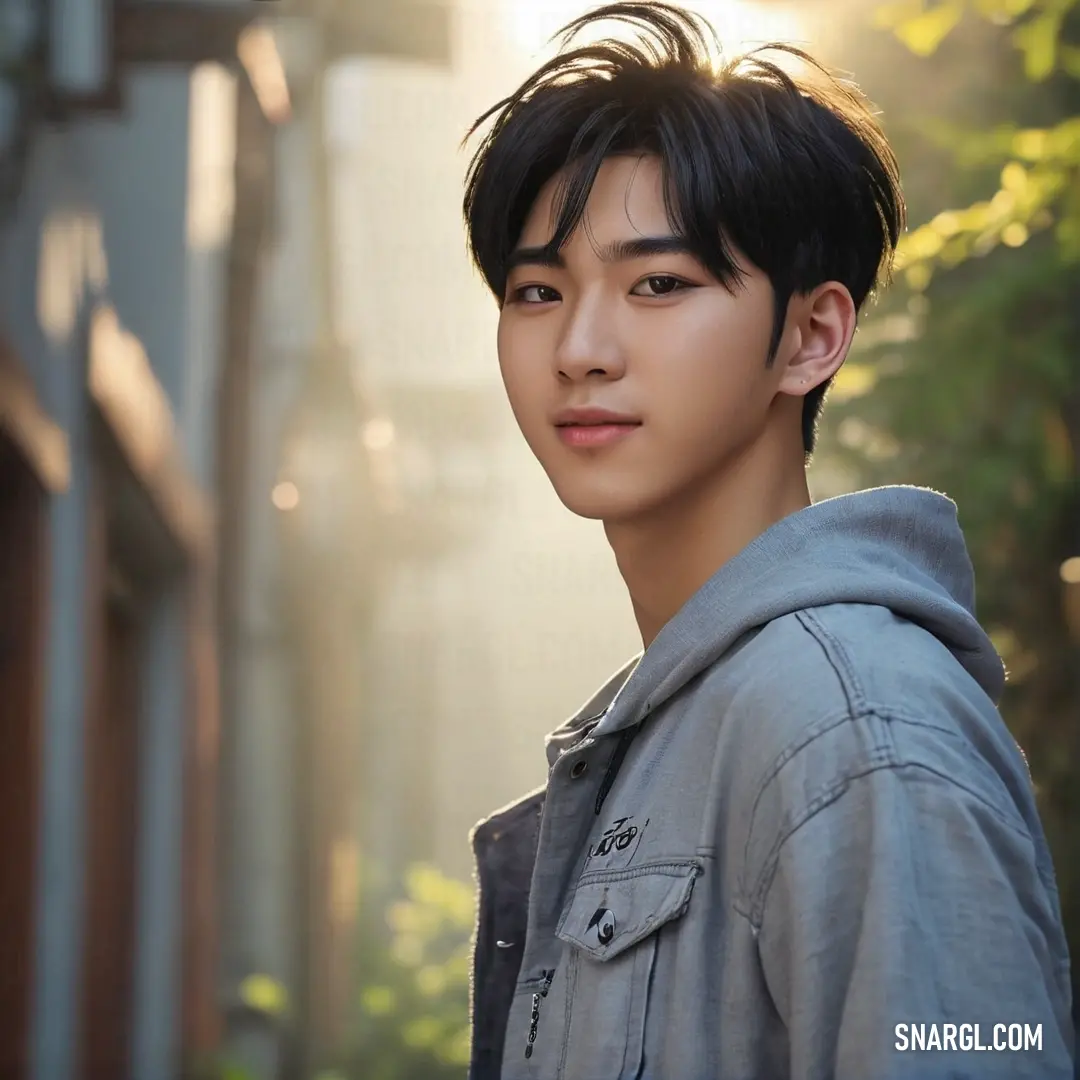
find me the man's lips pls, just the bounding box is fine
[554,420,641,448]
[553,406,639,427]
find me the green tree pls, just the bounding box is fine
[822,0,1079,1007]
[342,864,473,1080]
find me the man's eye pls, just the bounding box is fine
[631,275,689,297]
[513,284,560,304]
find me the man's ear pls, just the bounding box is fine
[776,282,857,396]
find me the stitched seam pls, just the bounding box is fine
[731,896,755,924]
[558,872,700,959]
[748,767,872,926]
[796,608,869,714]
[861,705,957,735]
[739,605,887,861]
[574,858,702,888]
[631,934,660,1080]
[554,860,700,940]
[617,944,639,1078]
[868,708,1037,841]
[746,759,1044,928]
[739,609,896,904]
[556,949,577,1079]
[740,708,869,892]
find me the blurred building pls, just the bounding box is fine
[1,0,463,1075]
[216,4,456,1080]
[0,1,266,1078]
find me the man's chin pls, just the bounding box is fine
[553,485,659,524]
[561,501,609,522]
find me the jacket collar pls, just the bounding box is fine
[543,655,641,769]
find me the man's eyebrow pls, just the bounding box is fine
[505,246,564,272]
[505,235,692,273]
[598,235,693,262]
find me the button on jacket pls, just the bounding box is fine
[467,487,1074,1080]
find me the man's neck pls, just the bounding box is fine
[605,430,811,649]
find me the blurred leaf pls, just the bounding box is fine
[1001,160,1028,191]
[359,985,397,1016]
[1012,128,1049,160]
[238,973,289,1017]
[416,964,448,997]
[437,1027,472,1067]
[1012,11,1062,79]
[1001,221,1031,245]
[909,222,948,258]
[940,234,974,264]
[904,262,934,290]
[1046,118,1080,162]
[387,898,423,936]
[831,363,881,403]
[888,1,966,55]
[402,1016,443,1050]
[874,0,927,28]
[219,1066,255,1080]
[931,210,963,235]
[347,861,474,1079]
[972,0,1037,18]
[391,934,425,967]
[443,944,471,981]
[1061,43,1080,76]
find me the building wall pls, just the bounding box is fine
[0,61,232,1080]
[217,75,315,1079]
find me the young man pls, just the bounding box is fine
[461,4,1074,1078]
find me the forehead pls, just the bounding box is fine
[518,154,672,247]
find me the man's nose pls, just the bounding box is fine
[554,296,625,381]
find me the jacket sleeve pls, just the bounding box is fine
[754,761,1074,1079]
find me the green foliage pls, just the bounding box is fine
[183,1052,258,1080]
[339,863,474,1080]
[876,0,1080,284]
[834,0,1080,997]
[876,0,968,56]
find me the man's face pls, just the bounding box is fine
[497,154,793,524]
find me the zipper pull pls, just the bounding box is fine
[524,969,555,1060]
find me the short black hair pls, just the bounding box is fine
[462,1,905,455]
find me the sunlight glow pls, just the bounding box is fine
[187,63,237,251]
[238,25,292,125]
[362,416,396,452]
[272,481,300,511]
[37,211,107,345]
[89,305,174,480]
[502,0,807,61]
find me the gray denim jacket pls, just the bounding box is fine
[468,487,1074,1080]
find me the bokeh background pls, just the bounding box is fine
[0,0,1077,1077]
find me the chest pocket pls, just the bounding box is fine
[554,859,701,1080]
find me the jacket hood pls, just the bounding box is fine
[589,485,1005,741]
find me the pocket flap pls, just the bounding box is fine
[555,859,702,962]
